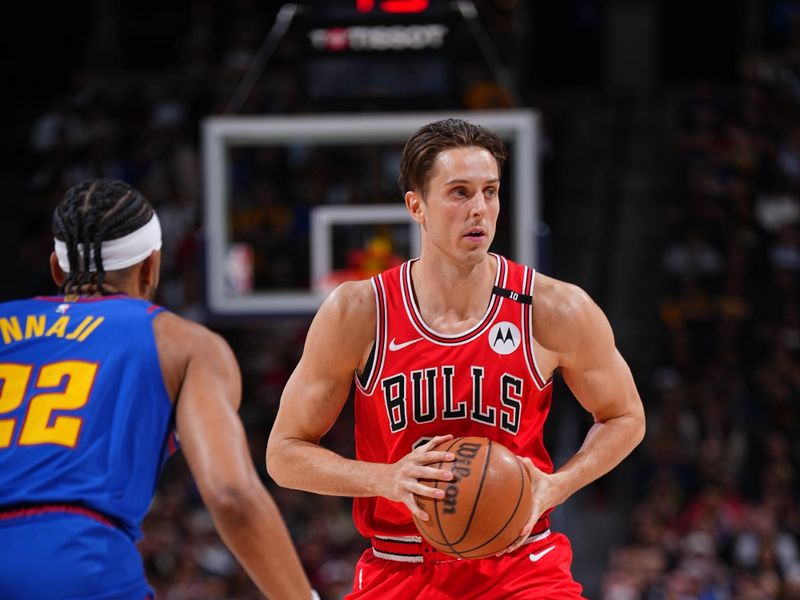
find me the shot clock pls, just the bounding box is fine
[355,0,432,14]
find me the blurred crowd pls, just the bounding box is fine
[601,56,800,600]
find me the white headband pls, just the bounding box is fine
[54,213,162,273]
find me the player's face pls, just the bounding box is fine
[410,146,500,265]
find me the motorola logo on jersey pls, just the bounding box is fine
[488,322,521,355]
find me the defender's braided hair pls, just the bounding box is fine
[52,179,154,295]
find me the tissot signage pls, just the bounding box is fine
[308,24,448,52]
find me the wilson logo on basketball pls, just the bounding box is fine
[488,322,521,355]
[442,442,480,514]
[413,437,533,558]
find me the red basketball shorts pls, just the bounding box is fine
[345,530,586,599]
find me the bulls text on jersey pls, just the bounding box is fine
[380,366,524,435]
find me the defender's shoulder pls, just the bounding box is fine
[153,311,231,356]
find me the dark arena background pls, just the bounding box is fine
[3,0,800,598]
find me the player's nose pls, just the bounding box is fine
[469,193,487,217]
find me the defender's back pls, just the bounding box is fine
[0,294,174,540]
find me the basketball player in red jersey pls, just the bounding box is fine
[268,118,646,598]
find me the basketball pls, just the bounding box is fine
[413,436,532,559]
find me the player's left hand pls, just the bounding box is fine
[495,456,560,556]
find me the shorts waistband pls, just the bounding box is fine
[371,517,550,563]
[0,503,118,529]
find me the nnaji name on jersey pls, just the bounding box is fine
[0,310,105,345]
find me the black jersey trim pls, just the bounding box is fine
[522,267,548,389]
[356,275,387,395]
[357,343,376,389]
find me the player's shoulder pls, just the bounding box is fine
[532,272,607,351]
[151,312,238,401]
[320,278,375,322]
[534,273,596,322]
[152,311,231,358]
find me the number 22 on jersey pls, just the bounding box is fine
[0,360,99,448]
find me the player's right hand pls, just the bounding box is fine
[378,434,456,522]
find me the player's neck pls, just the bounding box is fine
[62,283,124,298]
[60,277,148,300]
[411,253,496,327]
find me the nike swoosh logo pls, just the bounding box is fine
[529,545,556,562]
[388,337,424,351]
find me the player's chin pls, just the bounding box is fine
[460,245,490,263]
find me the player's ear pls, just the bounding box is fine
[405,190,425,225]
[50,252,66,288]
[139,250,161,298]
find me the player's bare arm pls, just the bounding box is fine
[267,280,455,521]
[154,313,312,600]
[504,274,646,553]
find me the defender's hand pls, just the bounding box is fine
[378,434,456,522]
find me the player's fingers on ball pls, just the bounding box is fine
[411,481,445,500]
[496,535,523,556]
[516,455,537,476]
[510,531,528,552]
[425,434,453,448]
[506,536,525,554]
[416,465,453,481]
[525,508,538,528]
[421,450,455,464]
[406,499,430,522]
[523,523,536,540]
[519,513,537,537]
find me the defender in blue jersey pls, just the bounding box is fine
[0,179,313,600]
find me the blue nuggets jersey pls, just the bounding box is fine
[0,294,174,541]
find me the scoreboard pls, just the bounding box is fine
[356,0,433,15]
[318,0,443,17]
[301,0,455,106]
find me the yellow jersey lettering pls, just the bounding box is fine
[0,317,22,345]
[65,316,95,341]
[76,317,105,342]
[24,315,46,339]
[45,316,70,338]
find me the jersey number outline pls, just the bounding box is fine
[0,360,99,448]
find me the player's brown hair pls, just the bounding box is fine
[398,118,507,196]
[52,178,154,295]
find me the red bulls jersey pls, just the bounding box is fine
[353,254,553,539]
